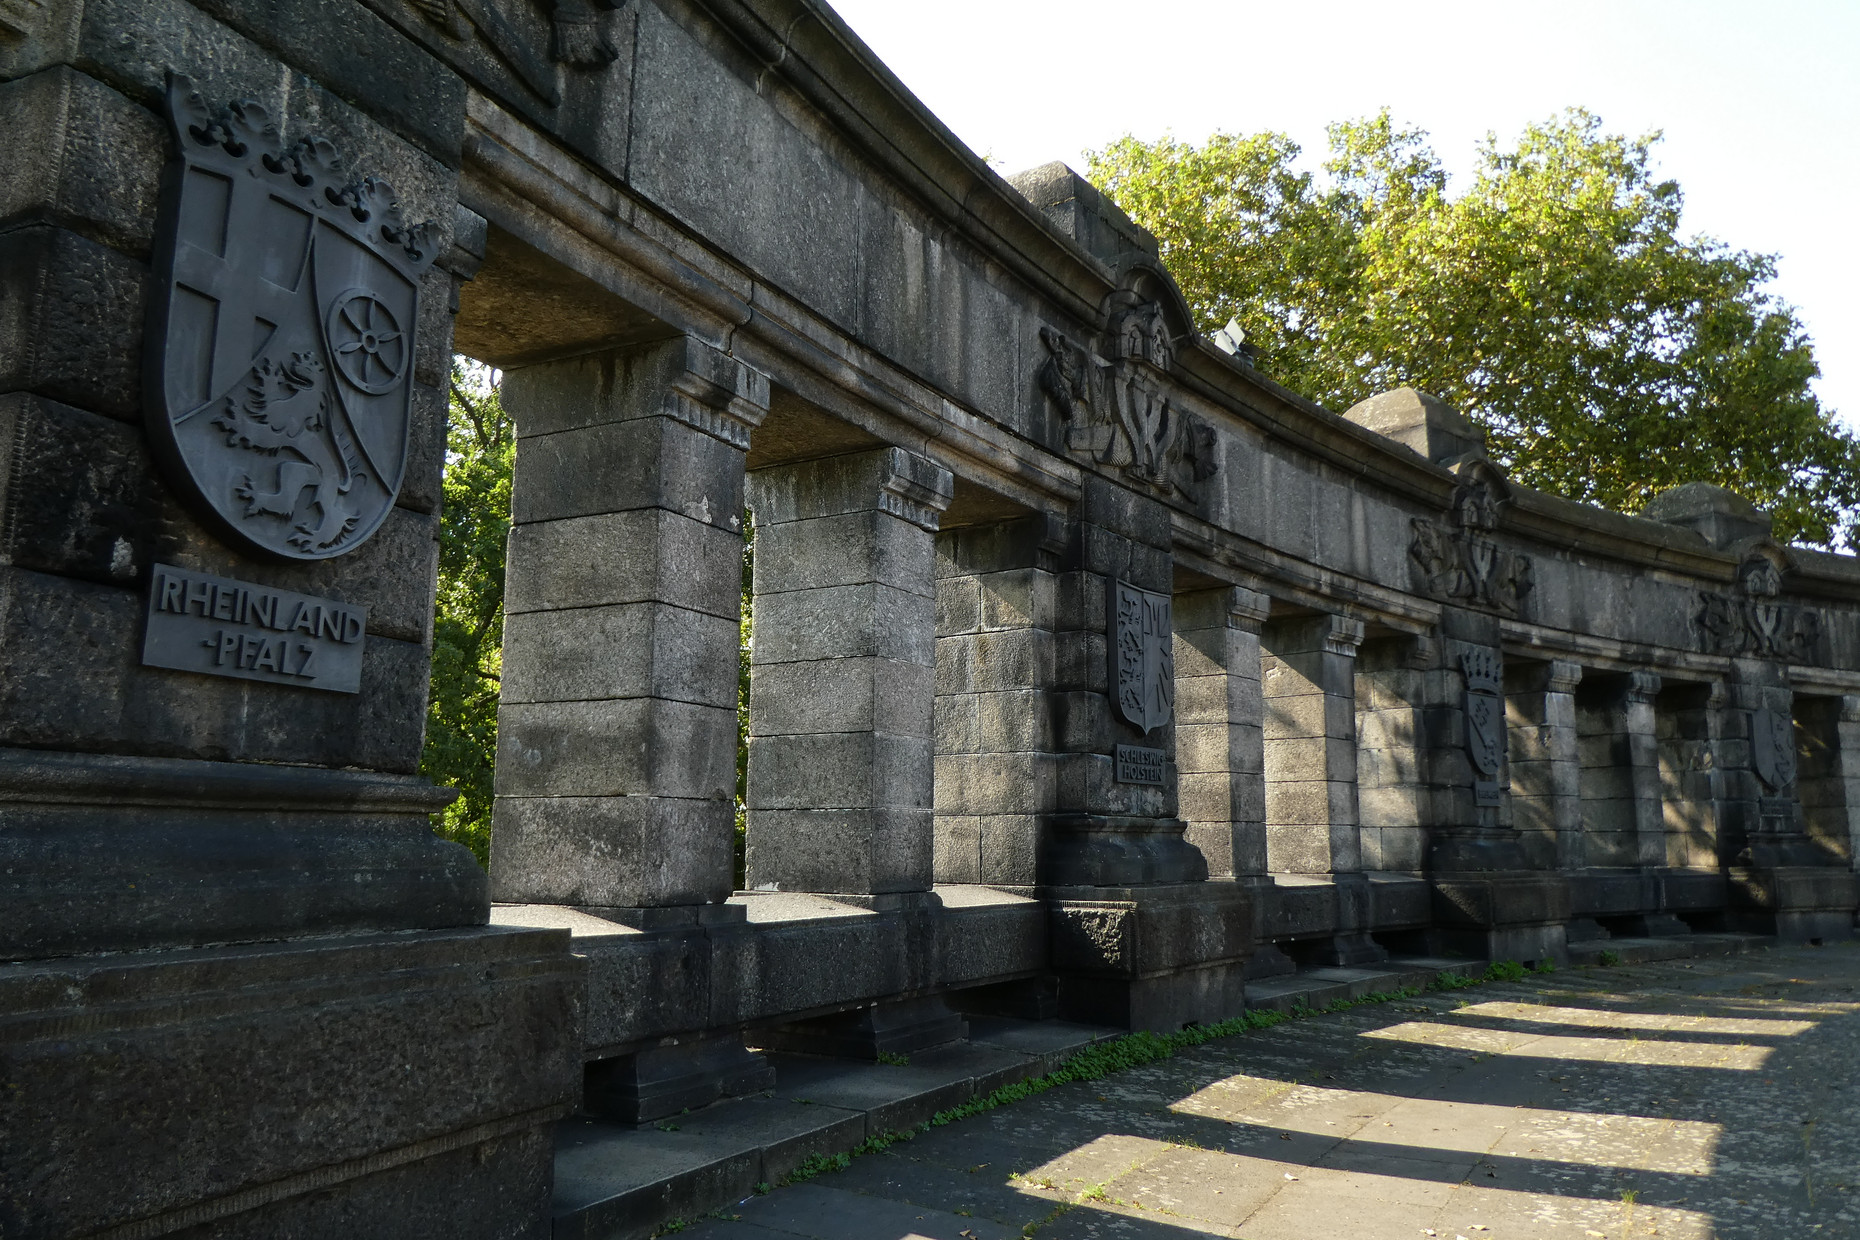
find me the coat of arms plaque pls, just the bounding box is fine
[1460,647,1504,808]
[144,75,438,560]
[1750,707,1798,792]
[1111,580,1174,735]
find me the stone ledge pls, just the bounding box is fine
[493,887,1048,1056]
[0,744,458,812]
[551,1019,1115,1240]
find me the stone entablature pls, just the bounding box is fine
[5,2,1860,1238]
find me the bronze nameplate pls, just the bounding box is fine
[142,563,367,693]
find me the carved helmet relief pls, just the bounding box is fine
[146,76,438,561]
[1408,459,1533,618]
[1694,547,1820,661]
[1034,286,1218,502]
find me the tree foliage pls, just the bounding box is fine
[423,362,512,865]
[1087,110,1859,546]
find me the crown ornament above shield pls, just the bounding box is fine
[143,74,439,561]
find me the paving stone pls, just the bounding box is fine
[685,945,1860,1240]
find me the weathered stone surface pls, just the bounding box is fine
[0,65,165,256]
[0,927,582,1240]
[0,224,147,420]
[0,566,431,770]
[11,2,1860,1237]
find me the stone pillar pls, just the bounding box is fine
[0,49,579,1240]
[743,446,952,894]
[491,337,768,912]
[933,513,1067,887]
[1717,663,1857,939]
[1576,672,1665,869]
[1261,613,1385,965]
[1568,670,1683,937]
[938,481,1251,1029]
[1261,614,1364,874]
[1172,585,1269,880]
[1506,660,1584,871]
[1795,694,1860,869]
[1655,681,1726,870]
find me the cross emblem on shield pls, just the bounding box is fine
[143,75,437,561]
[1111,581,1174,735]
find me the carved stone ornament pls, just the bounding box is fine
[145,76,437,561]
[1037,294,1218,502]
[1750,706,1798,792]
[1408,522,1533,617]
[1408,462,1532,618]
[1110,580,1174,735]
[408,0,624,105]
[1695,552,1820,661]
[1459,647,1503,808]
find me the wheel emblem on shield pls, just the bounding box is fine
[143,74,438,561]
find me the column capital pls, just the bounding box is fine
[664,337,770,449]
[1322,615,1366,658]
[876,447,955,531]
[1225,586,1272,632]
[1625,670,1662,704]
[1516,659,1582,695]
[748,445,953,530]
[1546,659,1583,694]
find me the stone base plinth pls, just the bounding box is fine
[759,995,968,1060]
[1726,866,1859,942]
[0,927,584,1240]
[1428,870,1572,966]
[0,748,483,960]
[1040,815,1209,887]
[1045,881,1253,1031]
[584,1034,774,1123]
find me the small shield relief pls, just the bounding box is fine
[1750,707,1798,792]
[1463,688,1503,778]
[143,74,438,560]
[1111,581,1173,735]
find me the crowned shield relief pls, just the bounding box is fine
[145,75,438,561]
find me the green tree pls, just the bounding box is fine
[423,362,513,865]
[1087,110,1859,546]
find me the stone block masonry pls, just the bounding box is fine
[6,0,1859,1236]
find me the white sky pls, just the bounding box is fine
[827,0,1860,429]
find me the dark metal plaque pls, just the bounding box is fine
[1111,580,1174,735]
[1114,744,1167,786]
[1751,707,1798,792]
[142,563,367,693]
[144,74,437,560]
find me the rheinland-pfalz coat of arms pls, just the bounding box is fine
[144,75,438,561]
[1111,581,1174,735]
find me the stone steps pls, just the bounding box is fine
[551,933,1778,1239]
[1565,930,1769,967]
[551,1018,1115,1240]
